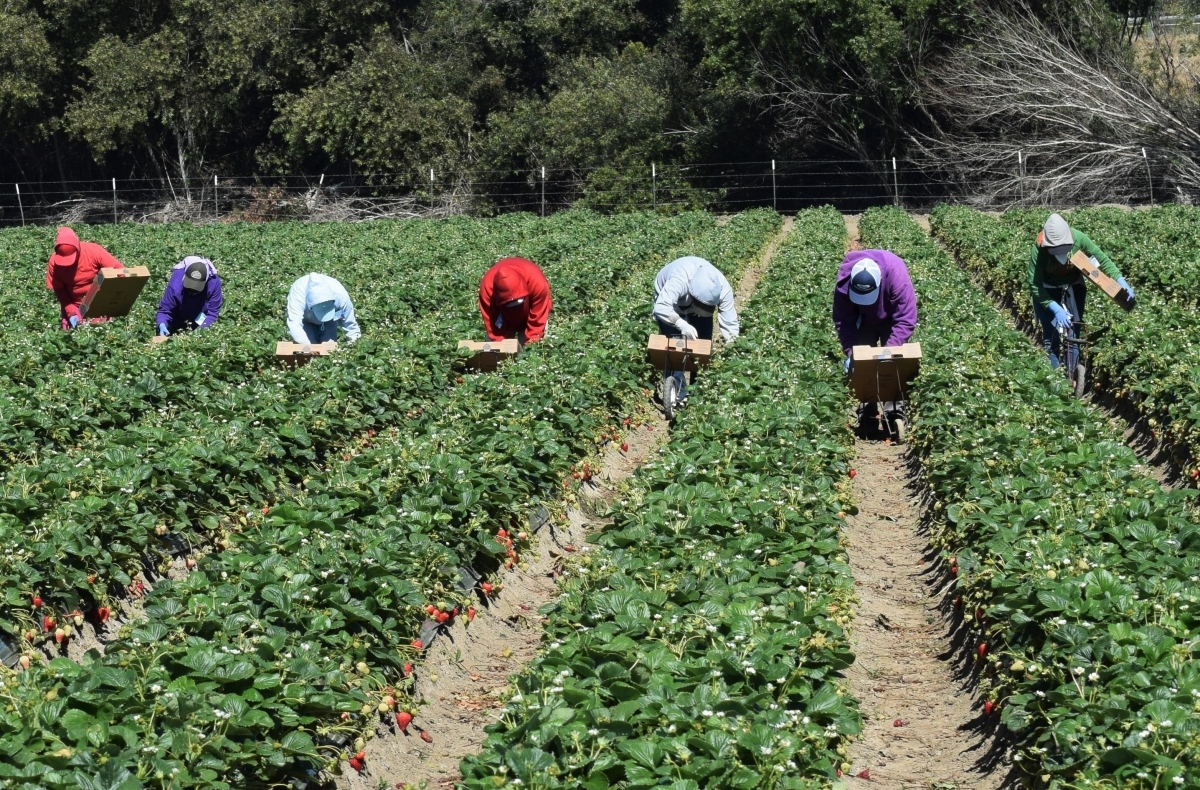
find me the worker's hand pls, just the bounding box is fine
[1049,301,1073,332]
[1116,276,1135,301]
[195,312,207,328]
[675,318,699,340]
[159,322,170,337]
[68,315,80,329]
[724,335,736,348]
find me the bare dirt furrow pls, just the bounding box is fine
[843,441,1002,790]
[841,211,1003,789]
[339,217,796,789]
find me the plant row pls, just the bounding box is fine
[931,204,1200,476]
[863,206,1200,790]
[0,210,782,788]
[460,207,862,790]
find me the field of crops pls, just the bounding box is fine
[3,203,1200,790]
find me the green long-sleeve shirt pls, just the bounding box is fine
[1028,229,1122,310]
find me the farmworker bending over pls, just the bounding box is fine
[1030,213,1134,371]
[479,257,552,345]
[831,249,917,369]
[156,256,223,336]
[45,226,126,330]
[287,273,361,344]
[652,256,739,403]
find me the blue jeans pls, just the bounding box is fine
[656,316,713,399]
[303,320,339,343]
[1033,283,1085,370]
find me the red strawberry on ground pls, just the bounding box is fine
[97,606,110,622]
[621,442,629,452]
[396,711,413,733]
[849,469,857,479]
[856,769,871,779]
[348,757,364,773]
[420,730,433,743]
[893,719,904,727]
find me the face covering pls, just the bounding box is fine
[1053,252,1069,264]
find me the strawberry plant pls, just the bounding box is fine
[460,208,862,789]
[0,210,785,788]
[866,206,1200,790]
[932,204,1200,479]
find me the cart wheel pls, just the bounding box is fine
[1073,364,1087,398]
[893,418,906,444]
[663,376,677,420]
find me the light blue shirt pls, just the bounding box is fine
[286,273,361,344]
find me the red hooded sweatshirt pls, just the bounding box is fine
[478,257,552,343]
[45,227,124,327]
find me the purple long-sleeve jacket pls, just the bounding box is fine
[156,257,223,333]
[831,249,917,354]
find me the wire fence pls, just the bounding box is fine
[0,156,1163,229]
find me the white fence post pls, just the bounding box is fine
[112,178,118,224]
[15,184,24,227]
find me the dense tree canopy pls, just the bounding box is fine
[0,0,1157,206]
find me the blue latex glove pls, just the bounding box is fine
[1049,301,1073,332]
[1116,276,1135,301]
[843,356,851,374]
[68,315,80,328]
[159,322,170,336]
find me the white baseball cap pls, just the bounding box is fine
[848,259,882,306]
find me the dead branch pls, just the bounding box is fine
[910,2,1200,207]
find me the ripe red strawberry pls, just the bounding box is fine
[425,605,437,615]
[856,769,870,779]
[456,376,465,384]
[893,719,904,727]
[261,506,269,514]
[403,663,413,675]
[435,611,449,624]
[975,608,985,622]
[43,615,55,631]
[32,594,42,608]
[97,606,110,622]
[497,528,508,539]
[978,642,987,659]
[481,582,494,595]
[396,711,413,733]
[411,639,423,650]
[953,596,963,611]
[467,606,476,622]
[420,731,433,743]
[621,442,629,452]
[849,469,857,479]
[348,756,364,773]
[355,750,366,761]
[983,700,996,716]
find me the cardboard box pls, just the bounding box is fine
[457,339,520,372]
[1069,251,1135,311]
[80,266,150,319]
[276,341,337,368]
[647,335,713,374]
[849,343,922,403]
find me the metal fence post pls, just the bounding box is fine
[15,184,24,227]
[541,166,546,218]
[771,159,777,211]
[892,157,899,207]
[1017,151,1024,204]
[652,163,656,209]
[112,178,118,224]
[214,174,219,220]
[1143,147,1154,206]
